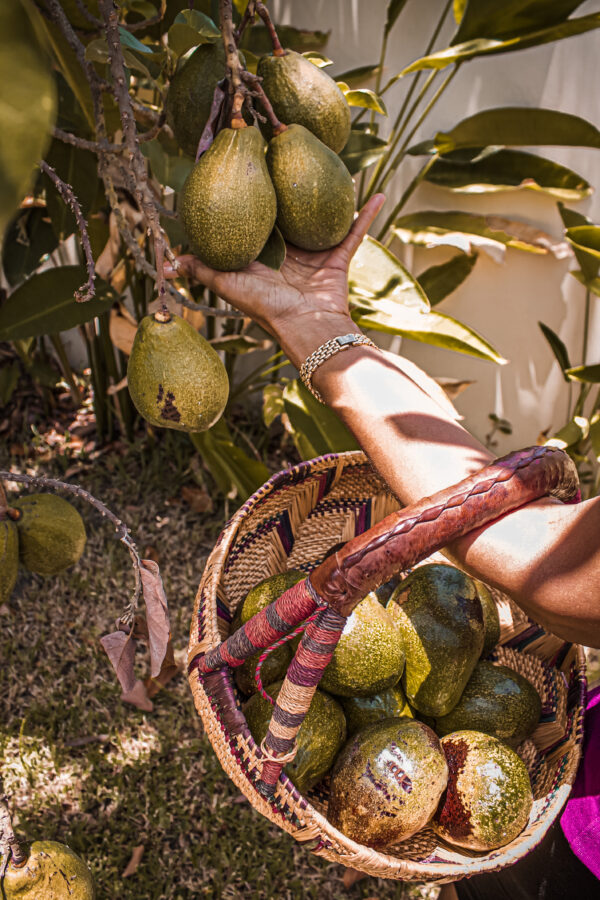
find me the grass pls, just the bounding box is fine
[0,431,439,900]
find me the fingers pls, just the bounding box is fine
[337,193,386,263]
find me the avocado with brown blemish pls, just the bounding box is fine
[244,681,346,794]
[433,730,533,851]
[180,125,277,271]
[127,310,228,432]
[427,661,541,748]
[475,580,501,657]
[12,494,86,576]
[0,517,18,601]
[327,718,448,849]
[257,50,351,153]
[266,124,355,252]
[320,592,405,698]
[1,839,95,899]
[341,683,413,736]
[387,564,484,717]
[166,42,226,158]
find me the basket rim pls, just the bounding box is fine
[188,450,587,881]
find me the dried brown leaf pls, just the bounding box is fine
[121,679,153,712]
[181,483,213,514]
[122,844,145,877]
[341,867,367,889]
[143,544,160,564]
[144,638,180,698]
[100,630,136,694]
[140,559,170,677]
[109,306,138,356]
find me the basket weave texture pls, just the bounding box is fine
[188,451,586,882]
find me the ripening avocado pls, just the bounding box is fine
[428,661,541,748]
[341,683,413,736]
[127,310,228,432]
[12,495,86,576]
[180,125,277,271]
[433,730,533,851]
[234,643,292,696]
[237,570,305,625]
[244,681,346,794]
[257,50,351,153]
[266,124,355,251]
[327,718,448,849]
[387,564,484,717]
[1,840,95,899]
[475,580,501,657]
[320,593,405,698]
[166,42,227,158]
[0,518,18,603]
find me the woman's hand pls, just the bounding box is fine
[165,194,385,368]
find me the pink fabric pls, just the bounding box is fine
[560,685,600,878]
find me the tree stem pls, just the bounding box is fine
[255,2,285,56]
[220,0,247,128]
[241,71,286,132]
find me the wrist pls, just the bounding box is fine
[276,312,358,369]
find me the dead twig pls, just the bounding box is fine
[255,1,285,56]
[219,0,247,128]
[234,0,256,44]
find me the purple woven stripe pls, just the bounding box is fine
[300,634,337,655]
[272,705,306,729]
[265,733,295,754]
[225,623,258,661]
[203,645,224,671]
[265,602,295,635]
[276,508,294,555]
[285,659,329,688]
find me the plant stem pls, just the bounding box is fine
[255,1,285,56]
[582,288,591,365]
[219,0,247,127]
[234,0,256,44]
[377,154,439,241]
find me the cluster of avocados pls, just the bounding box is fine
[0,493,86,606]
[235,562,541,853]
[170,48,355,270]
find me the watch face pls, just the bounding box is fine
[336,334,357,346]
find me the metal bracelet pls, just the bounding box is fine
[298,333,378,402]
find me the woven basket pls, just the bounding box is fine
[188,451,586,883]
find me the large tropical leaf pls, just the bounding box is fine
[339,130,388,175]
[385,0,410,37]
[42,138,102,240]
[190,420,269,501]
[283,380,358,458]
[417,253,478,305]
[0,266,116,340]
[539,322,571,381]
[452,0,586,43]
[410,108,600,156]
[334,64,381,88]
[240,25,329,55]
[168,9,220,56]
[565,364,600,384]
[424,149,591,201]
[565,226,600,283]
[337,85,387,115]
[2,207,58,286]
[348,236,430,312]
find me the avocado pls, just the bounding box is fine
[266,124,355,251]
[1,840,95,898]
[12,494,86,576]
[234,643,292,696]
[257,50,351,153]
[341,683,413,736]
[428,661,541,748]
[387,564,484,717]
[320,593,405,698]
[166,42,226,158]
[327,718,448,849]
[244,681,346,793]
[127,310,229,432]
[180,125,277,271]
[0,518,18,602]
[238,570,305,624]
[433,730,533,851]
[475,580,501,657]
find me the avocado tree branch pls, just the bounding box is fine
[255,2,285,56]
[240,71,286,133]
[219,0,247,128]
[52,127,124,154]
[39,160,97,302]
[73,0,103,29]
[234,0,256,44]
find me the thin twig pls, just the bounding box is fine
[234,0,256,44]
[74,0,103,28]
[0,786,26,872]
[0,470,143,621]
[220,0,247,128]
[39,160,96,302]
[53,127,124,155]
[241,71,286,133]
[255,2,285,56]
[138,112,166,143]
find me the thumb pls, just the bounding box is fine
[335,194,386,263]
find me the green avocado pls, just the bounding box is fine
[266,124,355,251]
[238,570,305,625]
[428,661,541,748]
[320,593,405,698]
[387,564,484,717]
[180,125,277,271]
[341,683,413,736]
[166,42,226,158]
[127,310,229,432]
[234,643,292,696]
[1,840,95,898]
[257,50,351,153]
[0,518,18,602]
[244,681,346,793]
[475,580,501,657]
[12,495,86,576]
[327,718,449,849]
[433,730,533,851]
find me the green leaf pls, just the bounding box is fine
[256,225,286,270]
[0,361,20,406]
[209,335,269,354]
[424,149,591,201]
[539,322,571,380]
[85,37,153,79]
[565,364,600,383]
[240,25,329,56]
[190,421,269,500]
[571,271,600,297]
[338,87,387,116]
[348,236,430,313]
[339,130,388,175]
[2,207,58,286]
[404,12,600,72]
[301,51,333,68]
[42,139,102,240]
[385,0,410,37]
[546,415,589,450]
[453,0,467,24]
[452,0,586,43]
[417,253,478,305]
[334,64,381,88]
[262,383,285,428]
[141,139,194,192]
[0,266,116,341]
[410,108,600,155]
[565,226,600,283]
[118,25,154,53]
[0,2,57,237]
[589,413,600,462]
[283,380,359,458]
[353,303,506,363]
[393,211,567,259]
[558,202,592,229]
[169,10,220,56]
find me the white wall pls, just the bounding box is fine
[272,0,600,452]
